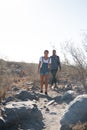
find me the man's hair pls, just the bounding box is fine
[53,50,56,53]
[44,50,49,53]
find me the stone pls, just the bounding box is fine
[50,112,57,115]
[54,95,62,103]
[26,82,34,85]
[0,101,43,129]
[4,96,15,104]
[60,125,72,130]
[45,108,50,112]
[62,90,76,102]
[12,86,20,91]
[46,100,55,106]
[15,90,39,101]
[0,117,5,129]
[60,95,87,127]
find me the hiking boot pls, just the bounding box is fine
[40,90,43,93]
[45,92,48,95]
[54,83,58,88]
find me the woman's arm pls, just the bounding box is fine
[38,61,41,73]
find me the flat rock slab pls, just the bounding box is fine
[0,101,43,129]
[15,90,39,101]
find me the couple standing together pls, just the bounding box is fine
[38,50,61,95]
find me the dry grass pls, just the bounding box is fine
[0,59,40,101]
[0,58,86,101]
[60,63,87,86]
[0,59,87,130]
[72,122,87,130]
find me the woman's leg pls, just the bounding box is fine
[44,74,49,94]
[40,75,44,92]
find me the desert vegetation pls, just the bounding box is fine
[0,37,87,129]
[0,60,39,101]
[60,35,87,130]
[61,37,87,92]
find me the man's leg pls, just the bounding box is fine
[51,70,57,84]
[51,70,54,85]
[54,69,59,88]
[54,69,58,85]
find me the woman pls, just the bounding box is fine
[38,50,51,95]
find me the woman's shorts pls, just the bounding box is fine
[40,71,49,75]
[40,62,49,75]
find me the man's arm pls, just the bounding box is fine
[57,56,61,71]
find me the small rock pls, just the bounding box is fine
[33,100,37,103]
[46,100,55,106]
[62,90,76,102]
[53,102,58,106]
[12,86,20,91]
[26,82,34,85]
[44,99,48,103]
[4,96,15,104]
[44,106,46,108]
[45,108,50,112]
[0,117,5,128]
[60,124,72,130]
[54,95,62,103]
[28,128,35,130]
[15,90,39,101]
[50,112,57,115]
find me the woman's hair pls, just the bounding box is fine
[44,50,49,53]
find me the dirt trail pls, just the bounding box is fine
[36,89,67,130]
[42,104,65,130]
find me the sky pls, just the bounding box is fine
[0,0,87,63]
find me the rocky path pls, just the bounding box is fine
[42,104,65,130]
[36,89,67,130]
[0,84,68,130]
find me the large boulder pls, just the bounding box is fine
[60,95,87,129]
[3,96,15,104]
[15,90,39,101]
[12,86,20,91]
[0,117,5,129]
[0,101,43,129]
[62,90,76,103]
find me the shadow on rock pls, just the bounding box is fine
[60,95,87,130]
[0,101,45,130]
[38,93,53,101]
[15,90,39,101]
[60,125,72,130]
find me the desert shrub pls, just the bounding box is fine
[61,41,87,92]
[0,60,40,101]
[0,59,11,101]
[72,122,87,130]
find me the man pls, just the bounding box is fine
[50,50,61,88]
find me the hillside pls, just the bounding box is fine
[0,59,87,130]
